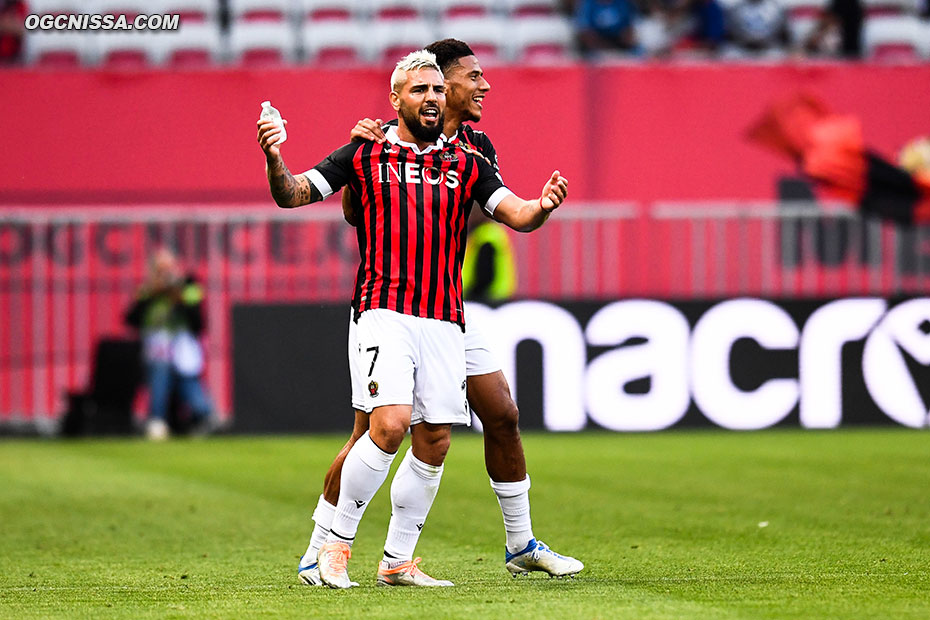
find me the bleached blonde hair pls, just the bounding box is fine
[390,50,443,92]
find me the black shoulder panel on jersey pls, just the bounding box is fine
[460,124,499,173]
[313,141,365,195]
[466,147,506,208]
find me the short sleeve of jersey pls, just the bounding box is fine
[303,142,360,199]
[468,153,512,214]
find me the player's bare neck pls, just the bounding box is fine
[444,121,463,140]
[443,113,464,139]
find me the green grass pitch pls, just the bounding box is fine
[1,429,929,619]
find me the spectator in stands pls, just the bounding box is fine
[0,0,27,64]
[574,0,640,56]
[802,0,863,58]
[722,0,790,56]
[688,0,727,51]
[125,248,215,440]
[658,0,726,55]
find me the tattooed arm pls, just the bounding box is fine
[257,117,321,208]
[265,153,320,208]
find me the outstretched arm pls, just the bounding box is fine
[492,171,568,232]
[256,118,320,208]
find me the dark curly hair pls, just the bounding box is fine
[424,39,476,74]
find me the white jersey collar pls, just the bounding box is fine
[384,125,444,154]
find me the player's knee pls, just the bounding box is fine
[413,432,450,465]
[481,397,520,440]
[430,434,451,461]
[370,420,407,453]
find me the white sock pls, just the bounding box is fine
[382,448,444,562]
[302,495,335,566]
[489,475,534,554]
[327,431,396,544]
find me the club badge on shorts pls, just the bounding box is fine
[368,380,379,397]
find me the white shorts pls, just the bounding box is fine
[352,308,468,426]
[349,303,501,411]
[463,303,501,377]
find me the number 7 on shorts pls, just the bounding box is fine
[366,346,379,377]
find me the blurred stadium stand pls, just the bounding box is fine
[23,29,96,66]
[863,14,930,60]
[2,205,927,426]
[436,0,498,19]
[27,0,87,16]
[95,0,148,20]
[16,0,930,67]
[228,19,298,65]
[296,0,357,21]
[160,0,220,22]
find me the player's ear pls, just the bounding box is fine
[389,90,401,112]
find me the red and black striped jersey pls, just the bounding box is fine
[380,120,504,192]
[451,124,501,178]
[305,126,512,327]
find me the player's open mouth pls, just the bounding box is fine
[473,95,484,109]
[422,107,440,121]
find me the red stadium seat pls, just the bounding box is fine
[97,31,158,69]
[297,0,357,21]
[301,20,367,66]
[228,0,293,22]
[167,48,214,68]
[438,17,509,63]
[315,47,362,64]
[436,0,497,19]
[33,50,83,68]
[102,50,150,69]
[24,30,98,67]
[872,43,921,60]
[369,0,429,21]
[511,16,575,63]
[369,19,437,65]
[160,0,221,23]
[861,0,915,16]
[864,15,928,61]
[502,0,560,17]
[151,23,224,68]
[229,21,298,65]
[241,48,287,65]
[780,0,828,19]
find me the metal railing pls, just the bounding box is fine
[1,201,928,421]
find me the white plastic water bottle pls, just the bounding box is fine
[260,100,287,145]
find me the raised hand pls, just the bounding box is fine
[257,118,288,159]
[540,170,568,212]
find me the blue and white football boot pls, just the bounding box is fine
[505,539,584,578]
[297,555,322,586]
